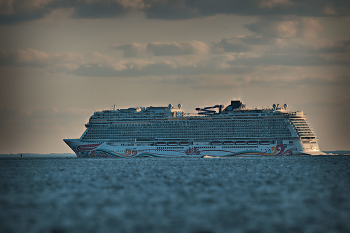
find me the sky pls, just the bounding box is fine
[0,0,349,153]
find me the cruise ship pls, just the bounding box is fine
[64,100,321,157]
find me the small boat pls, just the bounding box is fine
[259,141,270,145]
[223,141,234,145]
[235,141,246,145]
[167,142,178,146]
[156,142,166,146]
[211,141,221,145]
[179,142,190,146]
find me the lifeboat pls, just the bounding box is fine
[235,141,246,145]
[156,142,166,146]
[223,141,234,145]
[179,142,190,146]
[247,141,258,145]
[167,142,178,146]
[211,141,222,145]
[259,141,270,145]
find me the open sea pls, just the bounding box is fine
[1,155,350,233]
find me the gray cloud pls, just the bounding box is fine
[230,54,349,66]
[0,48,50,67]
[146,41,209,56]
[71,60,350,90]
[0,0,137,24]
[211,36,275,53]
[115,43,147,57]
[0,48,83,69]
[115,41,209,57]
[0,0,52,24]
[212,34,350,58]
[318,39,350,54]
[265,39,350,55]
[143,0,201,20]
[68,1,127,19]
[71,59,251,77]
[71,62,200,77]
[1,0,350,24]
[145,0,350,19]
[245,17,324,38]
[211,38,250,54]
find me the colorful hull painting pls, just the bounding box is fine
[225,144,293,156]
[66,140,293,158]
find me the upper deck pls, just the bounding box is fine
[80,100,317,142]
[86,100,306,126]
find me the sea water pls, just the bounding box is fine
[0,155,349,233]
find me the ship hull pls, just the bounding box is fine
[64,139,322,158]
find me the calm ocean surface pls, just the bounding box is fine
[1,155,349,233]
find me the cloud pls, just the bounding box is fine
[229,53,349,67]
[0,0,143,24]
[146,41,209,56]
[300,18,324,39]
[211,36,275,53]
[245,17,323,38]
[259,0,293,9]
[115,41,209,57]
[115,43,147,57]
[71,49,270,78]
[69,0,125,19]
[71,57,253,77]
[211,37,250,54]
[1,37,348,79]
[0,48,50,66]
[0,48,84,70]
[0,0,54,15]
[1,0,350,24]
[0,0,54,24]
[63,35,350,78]
[72,60,187,77]
[143,0,201,20]
[145,0,350,19]
[266,38,350,55]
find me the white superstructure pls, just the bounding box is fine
[64,100,321,157]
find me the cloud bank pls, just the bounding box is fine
[1,0,349,24]
[116,41,209,57]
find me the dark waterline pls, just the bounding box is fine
[1,156,349,233]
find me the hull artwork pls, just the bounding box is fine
[64,139,293,158]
